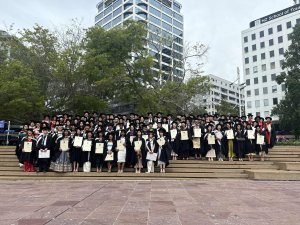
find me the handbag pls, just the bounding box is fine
[83,152,91,172]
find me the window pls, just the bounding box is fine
[253,55,257,62]
[244,36,248,43]
[244,47,249,53]
[270,50,275,58]
[245,68,250,75]
[245,57,249,64]
[255,88,259,95]
[252,44,257,51]
[255,100,260,107]
[273,98,278,105]
[280,60,284,67]
[287,21,292,29]
[297,18,300,24]
[288,33,292,40]
[260,31,264,38]
[262,75,267,83]
[282,84,286,92]
[271,74,277,81]
[277,24,282,32]
[269,39,274,46]
[251,33,256,40]
[264,99,269,106]
[262,64,267,71]
[261,53,266,60]
[247,90,251,97]
[254,77,258,84]
[268,28,273,35]
[260,42,265,48]
[265,111,270,117]
[253,66,258,73]
[272,85,277,93]
[278,36,283,43]
[256,112,261,117]
[270,62,276,69]
[246,79,250,86]
[263,87,268,94]
[247,101,252,109]
[279,48,284,55]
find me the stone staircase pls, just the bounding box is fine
[0,146,299,180]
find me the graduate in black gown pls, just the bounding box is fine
[178,121,192,160]
[94,132,106,173]
[20,129,37,172]
[245,123,256,161]
[71,128,83,172]
[132,129,146,173]
[157,128,171,173]
[36,125,52,172]
[235,123,246,161]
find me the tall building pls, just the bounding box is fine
[195,74,245,115]
[0,30,10,59]
[242,1,300,120]
[95,0,184,81]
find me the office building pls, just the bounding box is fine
[242,1,300,119]
[196,74,245,115]
[95,0,184,81]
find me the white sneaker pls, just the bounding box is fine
[19,163,23,168]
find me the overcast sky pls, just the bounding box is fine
[0,0,293,81]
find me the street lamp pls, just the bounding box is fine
[230,67,246,117]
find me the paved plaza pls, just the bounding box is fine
[0,180,299,225]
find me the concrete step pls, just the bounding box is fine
[0,171,249,179]
[276,162,300,171]
[268,158,300,162]
[245,170,300,181]
[268,152,300,155]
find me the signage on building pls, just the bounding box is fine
[250,4,300,27]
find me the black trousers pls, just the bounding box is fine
[38,159,49,172]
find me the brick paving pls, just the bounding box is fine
[0,180,299,225]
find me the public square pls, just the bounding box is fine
[1,179,300,225]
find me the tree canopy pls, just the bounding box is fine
[0,21,210,123]
[272,24,300,138]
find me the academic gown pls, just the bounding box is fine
[177,129,192,158]
[70,135,83,164]
[156,137,171,166]
[93,138,106,168]
[36,134,53,171]
[234,130,246,158]
[169,128,179,156]
[20,137,37,165]
[132,137,147,168]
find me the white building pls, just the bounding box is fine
[197,74,245,115]
[242,1,300,120]
[94,0,184,81]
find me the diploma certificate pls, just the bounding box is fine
[226,130,234,140]
[24,142,32,152]
[82,140,92,152]
[181,131,188,141]
[162,124,169,132]
[117,140,125,151]
[256,134,264,145]
[73,136,83,147]
[95,143,104,154]
[38,150,50,159]
[105,152,114,161]
[193,128,201,138]
[60,139,69,151]
[170,129,177,139]
[146,152,158,161]
[247,130,255,140]
[208,134,216,145]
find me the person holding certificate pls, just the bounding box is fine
[132,129,146,173]
[145,130,158,173]
[116,129,127,173]
[36,125,52,172]
[192,121,202,160]
[224,122,235,161]
[255,125,268,161]
[204,124,216,161]
[94,132,106,173]
[20,129,37,172]
[178,121,191,160]
[104,132,116,173]
[71,128,83,172]
[245,123,256,161]
[50,129,73,172]
[214,124,225,161]
[82,131,95,171]
[264,117,276,150]
[125,124,136,168]
[234,124,246,161]
[157,129,171,173]
[169,122,179,160]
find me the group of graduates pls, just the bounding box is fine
[15,111,276,173]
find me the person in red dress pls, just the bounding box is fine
[20,129,37,172]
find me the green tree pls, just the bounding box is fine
[215,99,239,116]
[0,60,46,123]
[272,24,300,139]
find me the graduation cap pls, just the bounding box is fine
[167,114,173,117]
[206,124,213,129]
[265,117,272,121]
[255,125,261,129]
[171,121,178,125]
[158,128,166,134]
[247,113,253,117]
[106,132,115,139]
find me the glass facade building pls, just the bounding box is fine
[95,0,184,81]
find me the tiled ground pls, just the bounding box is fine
[0,180,299,225]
